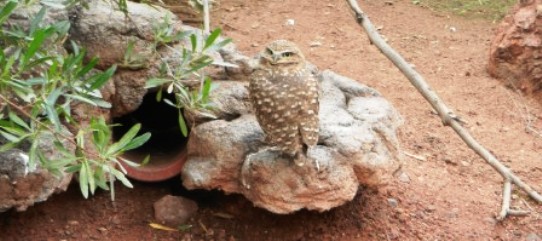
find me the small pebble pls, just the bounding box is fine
[309,41,322,47]
[67,220,79,226]
[483,217,497,225]
[387,198,398,208]
[425,205,436,212]
[398,172,411,183]
[526,233,541,241]
[285,19,295,26]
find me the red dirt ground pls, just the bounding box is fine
[2,0,542,240]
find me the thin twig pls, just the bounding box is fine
[498,179,512,220]
[202,0,210,33]
[345,0,542,218]
[404,151,426,161]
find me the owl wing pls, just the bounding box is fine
[249,69,279,144]
[297,73,320,147]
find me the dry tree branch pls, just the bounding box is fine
[345,0,542,220]
[202,0,210,33]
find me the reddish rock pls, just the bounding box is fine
[488,0,542,101]
[153,195,198,227]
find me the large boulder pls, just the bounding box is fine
[0,129,74,212]
[182,68,403,214]
[488,0,542,100]
[68,0,227,117]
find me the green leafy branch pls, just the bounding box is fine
[0,0,150,199]
[145,24,231,136]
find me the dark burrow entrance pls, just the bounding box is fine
[112,91,189,181]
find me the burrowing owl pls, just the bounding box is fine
[249,40,319,167]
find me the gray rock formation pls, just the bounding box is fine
[68,0,227,117]
[1,4,74,213]
[182,68,403,214]
[0,129,74,212]
[1,0,403,214]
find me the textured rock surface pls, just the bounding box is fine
[0,130,74,212]
[69,0,181,70]
[488,0,542,100]
[153,195,198,226]
[182,68,403,214]
[6,3,69,28]
[69,1,228,117]
[68,0,178,117]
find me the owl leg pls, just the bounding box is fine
[293,152,306,167]
[240,152,256,189]
[295,145,320,171]
[314,155,320,172]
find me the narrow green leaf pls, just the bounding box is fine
[7,112,30,131]
[123,132,151,151]
[0,141,18,152]
[53,140,73,156]
[205,38,233,53]
[0,129,20,142]
[65,94,99,106]
[203,28,221,50]
[23,28,53,66]
[44,102,62,130]
[70,40,80,55]
[94,171,109,190]
[119,157,140,167]
[190,34,197,52]
[189,56,213,73]
[107,123,141,155]
[26,77,47,85]
[79,162,89,198]
[65,164,82,173]
[29,7,47,34]
[145,78,171,89]
[155,88,163,102]
[201,77,212,103]
[0,1,17,25]
[52,20,70,36]
[76,57,99,79]
[90,118,111,152]
[110,168,133,188]
[162,98,177,107]
[86,161,96,195]
[2,50,18,78]
[92,99,112,109]
[140,155,150,166]
[89,65,116,90]
[40,0,68,9]
[178,110,188,137]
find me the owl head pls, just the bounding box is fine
[258,40,305,69]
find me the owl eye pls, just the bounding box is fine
[265,48,273,55]
[282,52,294,57]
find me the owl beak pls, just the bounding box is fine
[272,54,280,63]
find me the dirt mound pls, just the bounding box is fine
[488,0,542,102]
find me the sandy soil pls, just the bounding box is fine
[1,0,542,240]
